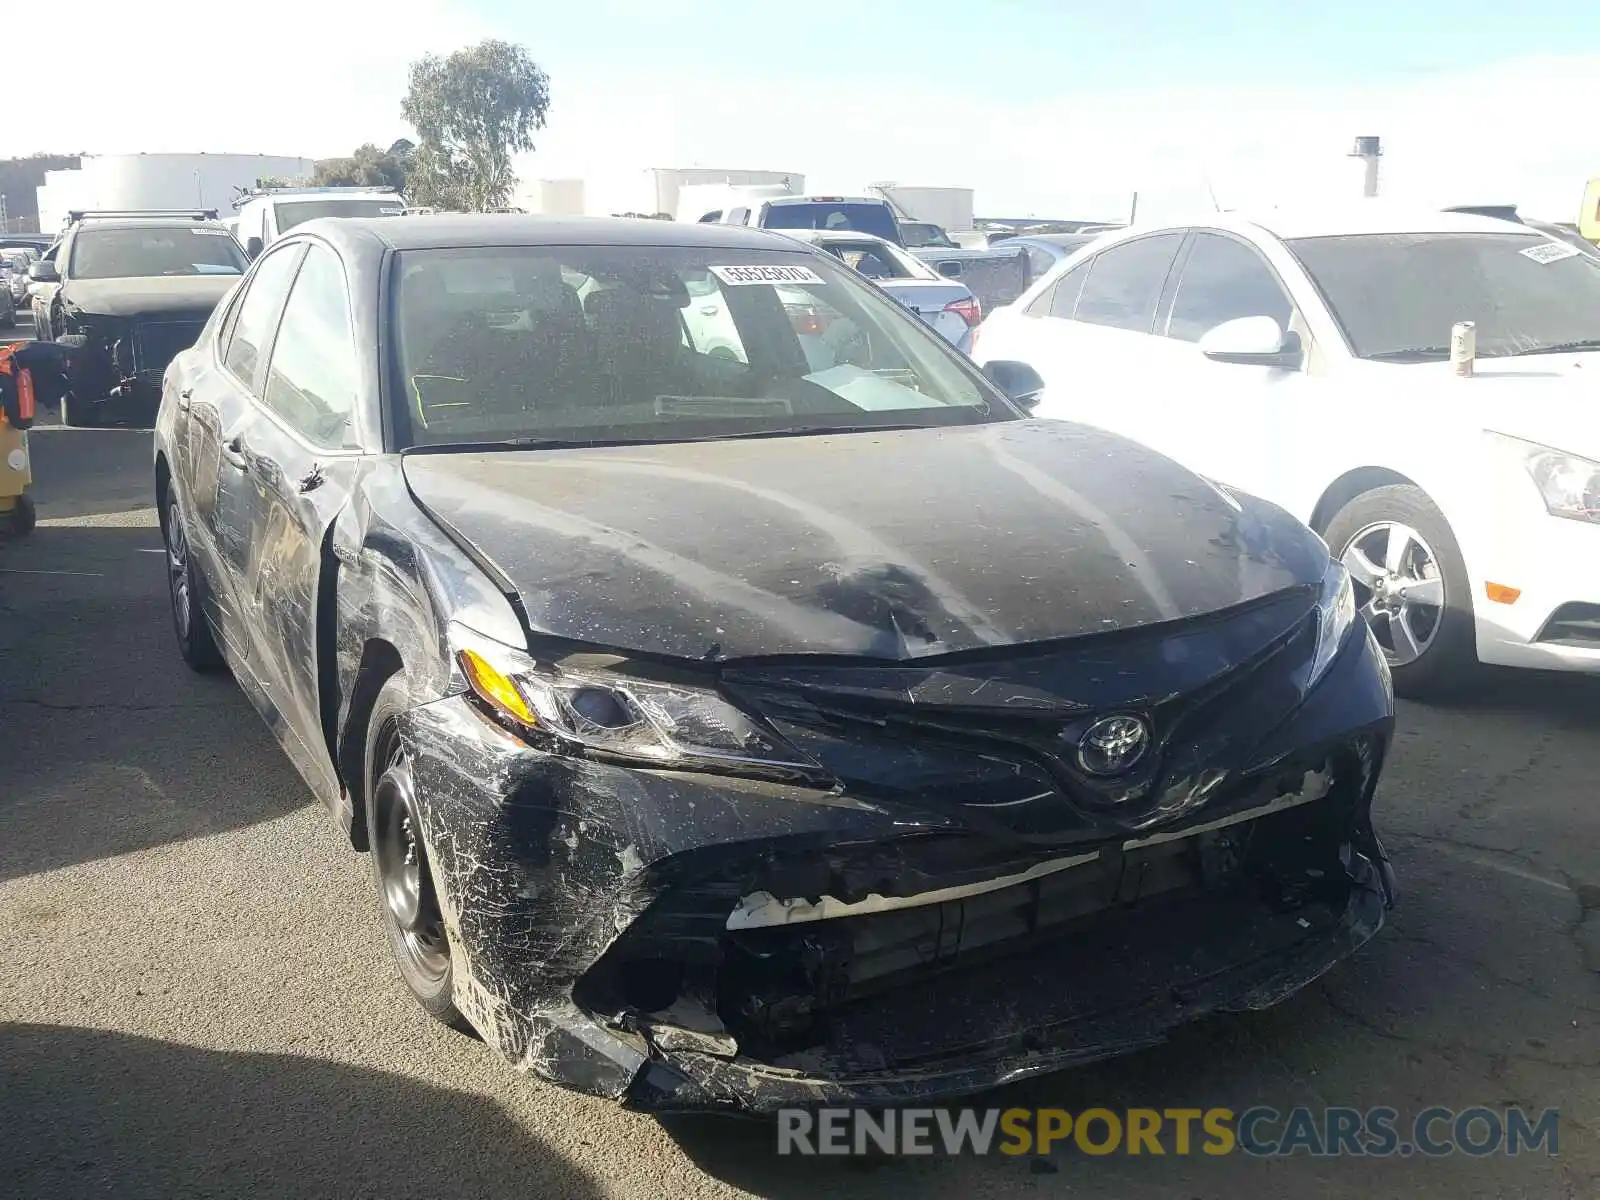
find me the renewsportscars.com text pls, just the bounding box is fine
[776,1105,1560,1158]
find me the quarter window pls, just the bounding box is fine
[262,244,358,447]
[1166,233,1293,342]
[1024,259,1091,318]
[1072,233,1184,333]
[223,245,303,388]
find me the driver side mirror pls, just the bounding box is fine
[982,360,1046,411]
[935,260,963,279]
[28,261,58,283]
[1198,315,1302,369]
[245,236,264,261]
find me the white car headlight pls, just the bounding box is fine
[1306,559,1357,690]
[1491,432,1600,525]
[449,624,824,780]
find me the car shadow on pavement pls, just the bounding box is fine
[0,1023,602,1200]
[1,522,314,884]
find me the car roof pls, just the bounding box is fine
[72,218,232,232]
[1213,204,1535,241]
[299,213,812,254]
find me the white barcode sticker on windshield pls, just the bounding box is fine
[190,228,230,235]
[1520,241,1580,264]
[379,207,405,216]
[709,264,825,286]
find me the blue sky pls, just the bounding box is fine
[21,0,1600,221]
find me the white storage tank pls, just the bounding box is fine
[531,178,586,216]
[36,153,316,230]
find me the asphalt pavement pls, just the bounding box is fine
[1,304,1596,1198]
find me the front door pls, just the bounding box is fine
[1136,230,1310,496]
[231,240,364,805]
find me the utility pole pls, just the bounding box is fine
[1350,136,1382,198]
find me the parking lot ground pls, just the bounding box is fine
[1,424,1597,1199]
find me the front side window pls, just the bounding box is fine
[390,245,1000,450]
[223,245,304,387]
[68,226,248,280]
[1166,233,1294,342]
[1288,231,1600,360]
[1072,233,1184,333]
[262,244,358,447]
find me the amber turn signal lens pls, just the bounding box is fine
[1484,582,1522,605]
[457,648,538,726]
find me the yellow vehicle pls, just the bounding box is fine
[1580,177,1600,243]
[0,339,76,536]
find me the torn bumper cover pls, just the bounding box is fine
[399,619,1397,1115]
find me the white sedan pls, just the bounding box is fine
[973,206,1600,695]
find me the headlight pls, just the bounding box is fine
[1306,558,1356,690]
[1490,432,1600,525]
[449,624,825,780]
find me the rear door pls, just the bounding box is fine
[231,239,364,803]
[187,241,306,662]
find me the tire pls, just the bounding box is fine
[365,677,471,1032]
[162,493,223,671]
[7,494,35,536]
[50,335,94,428]
[1325,484,1476,698]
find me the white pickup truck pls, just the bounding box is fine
[233,186,406,257]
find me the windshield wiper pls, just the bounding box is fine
[1502,339,1600,357]
[1365,347,1451,362]
[404,435,686,455]
[681,422,945,442]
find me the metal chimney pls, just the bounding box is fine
[1349,136,1382,198]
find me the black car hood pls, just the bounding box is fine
[402,420,1331,662]
[60,275,238,319]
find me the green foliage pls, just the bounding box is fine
[401,40,550,212]
[312,144,408,192]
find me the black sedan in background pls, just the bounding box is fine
[154,215,1397,1113]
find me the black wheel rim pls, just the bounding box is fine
[372,762,451,983]
[165,499,191,639]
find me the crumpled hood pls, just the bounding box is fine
[402,420,1331,662]
[60,275,238,320]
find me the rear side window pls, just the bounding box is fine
[1165,233,1293,341]
[1072,233,1184,333]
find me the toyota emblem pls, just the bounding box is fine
[1076,714,1151,776]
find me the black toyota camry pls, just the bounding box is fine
[153,214,1397,1114]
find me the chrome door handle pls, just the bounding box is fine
[700,305,718,316]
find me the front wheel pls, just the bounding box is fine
[366,680,471,1032]
[1325,484,1477,698]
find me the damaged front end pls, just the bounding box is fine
[59,308,206,415]
[400,591,1397,1115]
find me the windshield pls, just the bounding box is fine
[390,244,999,450]
[761,202,901,243]
[1288,232,1600,360]
[68,226,248,280]
[276,199,404,232]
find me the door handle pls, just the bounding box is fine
[176,387,193,413]
[220,435,249,471]
[700,305,718,316]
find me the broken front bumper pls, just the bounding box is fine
[397,626,1397,1115]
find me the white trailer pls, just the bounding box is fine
[35,153,315,231]
[868,184,976,233]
